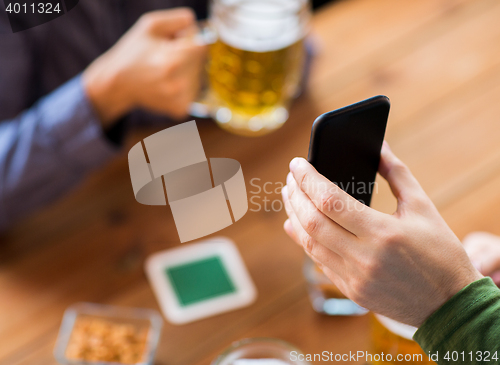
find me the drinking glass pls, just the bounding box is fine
[212,338,311,365]
[303,256,368,316]
[370,314,434,364]
[197,0,311,136]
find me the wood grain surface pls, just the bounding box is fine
[1,0,500,364]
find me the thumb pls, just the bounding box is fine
[378,141,429,210]
[139,8,196,37]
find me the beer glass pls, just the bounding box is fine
[212,338,311,365]
[370,314,434,364]
[303,256,368,315]
[204,0,311,136]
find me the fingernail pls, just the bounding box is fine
[286,172,293,185]
[289,157,304,172]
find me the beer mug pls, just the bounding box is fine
[198,0,311,136]
[303,256,368,316]
[211,338,311,365]
[370,314,434,364]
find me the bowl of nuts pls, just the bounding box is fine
[54,303,163,365]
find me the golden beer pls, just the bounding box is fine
[371,314,435,364]
[208,39,304,135]
[206,0,310,136]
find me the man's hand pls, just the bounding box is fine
[463,232,500,285]
[282,141,482,327]
[83,8,207,127]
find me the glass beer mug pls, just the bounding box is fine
[370,314,434,365]
[202,0,311,136]
[212,338,311,365]
[303,256,368,316]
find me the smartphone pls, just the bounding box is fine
[307,95,390,206]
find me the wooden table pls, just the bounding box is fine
[2,0,500,363]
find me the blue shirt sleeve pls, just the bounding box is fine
[0,75,120,230]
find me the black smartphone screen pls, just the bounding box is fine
[307,96,390,206]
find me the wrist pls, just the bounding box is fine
[83,57,133,129]
[418,268,483,328]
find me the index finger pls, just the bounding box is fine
[289,157,384,237]
[141,8,196,37]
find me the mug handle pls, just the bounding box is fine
[193,23,217,46]
[189,23,217,118]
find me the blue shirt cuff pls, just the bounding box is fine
[39,74,120,170]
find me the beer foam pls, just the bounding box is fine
[212,0,308,52]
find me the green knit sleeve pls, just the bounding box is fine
[414,277,500,364]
